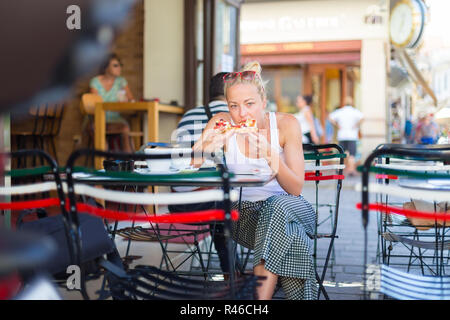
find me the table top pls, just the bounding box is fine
[72,168,275,188]
[398,177,450,191]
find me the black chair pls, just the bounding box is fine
[231,143,345,300]
[302,143,345,299]
[64,148,261,300]
[41,103,65,162]
[359,144,450,299]
[12,105,48,168]
[12,103,65,166]
[1,149,122,300]
[0,150,73,295]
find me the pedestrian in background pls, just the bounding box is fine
[415,113,440,145]
[404,116,415,144]
[328,96,363,176]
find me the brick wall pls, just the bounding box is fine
[11,1,144,166]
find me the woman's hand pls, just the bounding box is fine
[201,128,235,154]
[242,131,280,172]
[191,127,235,167]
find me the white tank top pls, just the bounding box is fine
[225,112,286,201]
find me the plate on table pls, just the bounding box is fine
[134,168,180,175]
[178,166,200,173]
[72,172,94,179]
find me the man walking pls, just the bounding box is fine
[328,96,363,176]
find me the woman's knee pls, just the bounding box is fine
[265,196,290,218]
[280,277,306,300]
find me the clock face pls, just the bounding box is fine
[390,3,414,46]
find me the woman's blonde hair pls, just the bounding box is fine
[224,61,266,101]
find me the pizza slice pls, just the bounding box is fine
[214,118,257,134]
[214,119,232,133]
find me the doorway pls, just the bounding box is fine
[305,64,359,143]
[262,66,303,113]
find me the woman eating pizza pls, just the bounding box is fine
[192,61,317,300]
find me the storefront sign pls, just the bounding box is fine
[241,0,389,44]
[241,16,341,34]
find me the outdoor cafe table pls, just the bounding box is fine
[94,101,184,169]
[72,169,275,188]
[71,168,275,281]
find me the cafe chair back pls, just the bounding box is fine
[12,103,65,167]
[357,144,450,299]
[64,148,261,299]
[302,143,346,299]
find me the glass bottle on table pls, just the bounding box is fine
[117,89,127,102]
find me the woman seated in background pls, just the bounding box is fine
[193,61,317,300]
[90,53,135,152]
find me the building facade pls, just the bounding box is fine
[240,0,390,158]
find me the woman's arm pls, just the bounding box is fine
[272,115,305,195]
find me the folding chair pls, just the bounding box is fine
[366,144,450,277]
[41,102,65,162]
[1,149,123,300]
[0,150,74,296]
[231,143,345,300]
[71,144,224,279]
[64,148,262,299]
[12,105,49,168]
[303,143,346,299]
[358,144,450,299]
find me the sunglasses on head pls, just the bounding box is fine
[223,71,257,83]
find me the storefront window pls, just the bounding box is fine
[262,67,302,113]
[214,0,238,73]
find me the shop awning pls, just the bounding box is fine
[241,52,360,65]
[395,48,438,106]
[240,40,361,66]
